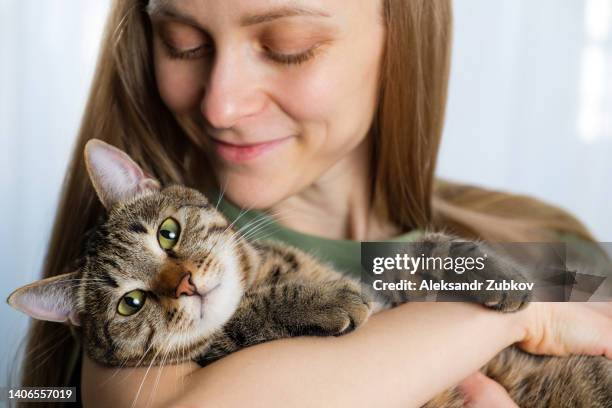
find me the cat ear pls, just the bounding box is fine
[84,139,161,209]
[7,272,81,326]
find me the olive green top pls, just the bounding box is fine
[216,197,423,277]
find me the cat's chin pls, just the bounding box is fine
[192,278,242,338]
[197,283,221,320]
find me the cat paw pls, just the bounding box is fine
[449,242,532,313]
[465,267,532,312]
[478,257,532,313]
[479,289,531,313]
[299,282,372,336]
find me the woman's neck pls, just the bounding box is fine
[267,140,401,241]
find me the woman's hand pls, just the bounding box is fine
[517,302,612,358]
[458,372,519,408]
[457,302,612,408]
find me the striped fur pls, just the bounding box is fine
[71,184,611,407]
[9,139,609,406]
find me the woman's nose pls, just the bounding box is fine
[200,49,266,130]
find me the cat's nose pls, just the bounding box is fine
[175,272,196,298]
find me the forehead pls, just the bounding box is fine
[148,0,331,16]
[146,0,380,27]
[108,192,167,226]
[85,189,215,279]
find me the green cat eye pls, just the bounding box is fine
[117,290,147,316]
[158,217,181,250]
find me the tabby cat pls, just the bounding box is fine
[8,139,611,407]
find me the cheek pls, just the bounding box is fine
[271,62,340,127]
[153,40,205,113]
[274,35,384,149]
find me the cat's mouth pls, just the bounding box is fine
[197,283,221,319]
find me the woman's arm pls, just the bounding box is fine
[83,301,612,408]
[82,302,526,408]
[81,355,199,408]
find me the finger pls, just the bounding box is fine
[458,372,519,408]
[585,308,612,359]
[586,302,612,319]
[602,322,612,360]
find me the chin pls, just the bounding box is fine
[213,151,308,209]
[223,178,294,210]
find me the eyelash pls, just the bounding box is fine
[163,42,211,60]
[162,41,318,66]
[264,46,317,66]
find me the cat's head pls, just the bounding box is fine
[8,139,260,366]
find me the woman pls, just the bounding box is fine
[19,0,612,407]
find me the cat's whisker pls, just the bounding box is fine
[179,329,189,391]
[242,213,297,239]
[217,194,273,238]
[146,336,173,408]
[216,208,296,252]
[239,215,291,242]
[205,206,297,263]
[218,211,297,256]
[242,229,288,246]
[206,215,257,256]
[129,331,173,408]
[26,333,72,374]
[20,334,62,359]
[236,211,284,236]
[224,207,251,233]
[224,215,276,247]
[215,206,309,256]
[238,208,298,237]
[102,354,140,386]
[103,323,162,385]
[172,330,184,386]
[214,180,229,212]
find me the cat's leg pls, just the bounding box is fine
[483,347,612,408]
[421,349,612,408]
[194,279,372,366]
[386,233,532,313]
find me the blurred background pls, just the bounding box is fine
[1,0,611,388]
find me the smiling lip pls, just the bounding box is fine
[210,136,293,164]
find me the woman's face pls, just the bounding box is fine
[149,0,385,208]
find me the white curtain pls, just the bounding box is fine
[0,0,112,385]
[439,0,612,240]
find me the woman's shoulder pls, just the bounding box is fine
[432,179,597,243]
[434,179,587,223]
[433,180,611,289]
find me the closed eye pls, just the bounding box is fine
[163,41,213,60]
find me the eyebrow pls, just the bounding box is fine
[146,1,198,26]
[240,6,331,26]
[146,1,330,27]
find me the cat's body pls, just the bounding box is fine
[8,140,611,408]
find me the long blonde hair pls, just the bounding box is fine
[18,0,594,397]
